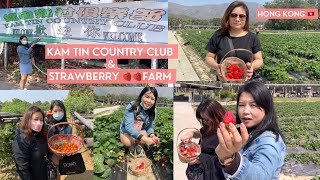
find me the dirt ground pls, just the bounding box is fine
[173,31,216,81]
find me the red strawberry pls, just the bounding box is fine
[136,162,145,170]
[223,111,236,128]
[123,72,131,81]
[133,72,142,81]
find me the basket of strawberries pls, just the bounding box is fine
[129,145,152,176]
[177,128,201,163]
[47,122,84,156]
[220,49,253,82]
[129,157,152,176]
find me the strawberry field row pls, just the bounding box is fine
[225,101,320,117]
[286,153,320,165]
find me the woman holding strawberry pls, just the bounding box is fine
[119,87,161,153]
[215,81,286,180]
[205,1,264,81]
[181,98,226,180]
[46,100,72,139]
[46,100,72,167]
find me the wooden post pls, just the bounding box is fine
[74,111,94,131]
[4,42,8,70]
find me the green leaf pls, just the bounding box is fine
[110,152,119,158]
[100,166,111,178]
[94,153,104,164]
[106,158,117,166]
[94,161,106,174]
[109,138,117,144]
[164,148,171,155]
[103,152,111,158]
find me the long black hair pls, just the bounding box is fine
[129,87,158,121]
[50,100,68,123]
[19,35,29,48]
[236,81,285,150]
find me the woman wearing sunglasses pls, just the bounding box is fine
[205,1,264,81]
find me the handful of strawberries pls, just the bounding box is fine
[225,63,243,80]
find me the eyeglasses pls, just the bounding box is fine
[199,118,210,125]
[230,13,247,20]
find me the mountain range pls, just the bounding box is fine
[168,2,265,21]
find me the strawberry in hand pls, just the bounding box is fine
[222,111,236,129]
[47,110,53,115]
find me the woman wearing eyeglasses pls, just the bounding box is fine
[205,1,264,81]
[181,98,226,180]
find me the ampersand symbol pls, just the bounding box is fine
[107,60,115,68]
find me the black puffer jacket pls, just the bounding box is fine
[12,128,48,180]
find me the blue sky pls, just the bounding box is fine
[0,90,69,103]
[169,0,272,6]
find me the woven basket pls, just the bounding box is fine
[47,122,84,156]
[129,157,152,176]
[129,145,152,176]
[176,128,201,163]
[220,49,253,82]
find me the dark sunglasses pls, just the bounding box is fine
[230,13,247,20]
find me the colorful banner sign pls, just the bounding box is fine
[45,44,178,59]
[0,2,168,44]
[256,8,318,19]
[47,69,176,84]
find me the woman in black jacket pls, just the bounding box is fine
[12,106,49,180]
[181,99,226,180]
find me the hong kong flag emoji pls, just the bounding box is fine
[308,11,314,16]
